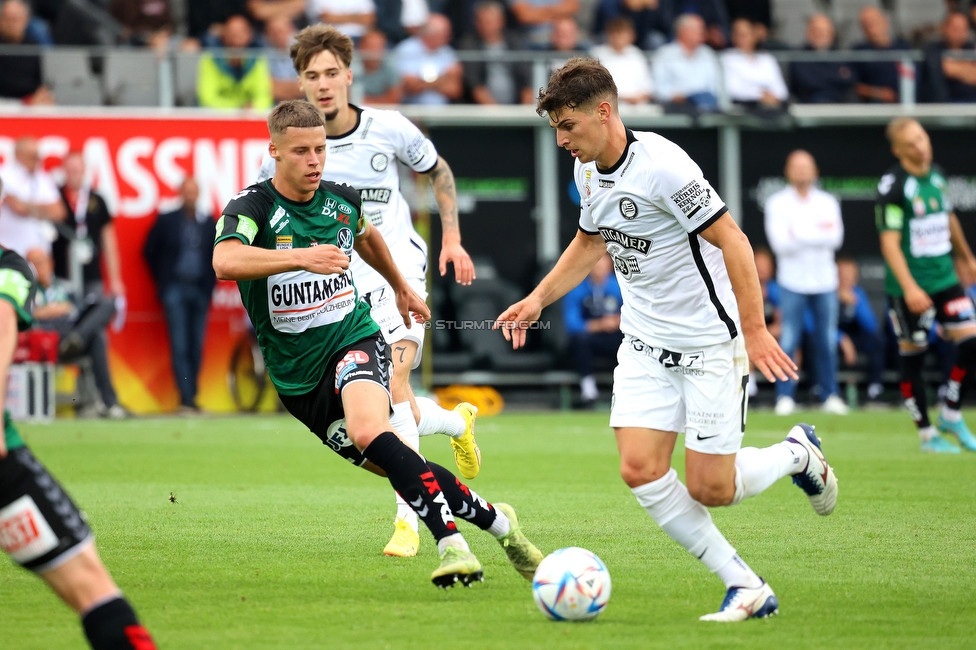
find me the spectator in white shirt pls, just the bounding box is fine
[652,13,719,111]
[306,0,376,41]
[395,13,463,105]
[591,17,653,104]
[0,136,67,256]
[765,150,847,416]
[721,18,787,110]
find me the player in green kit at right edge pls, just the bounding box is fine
[878,117,976,454]
[212,100,543,587]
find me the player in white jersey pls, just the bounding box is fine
[257,25,482,558]
[498,59,839,621]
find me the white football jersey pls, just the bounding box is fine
[257,105,438,292]
[576,130,740,349]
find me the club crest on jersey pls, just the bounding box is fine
[360,188,392,204]
[371,153,388,172]
[913,197,926,216]
[337,227,353,254]
[584,169,592,198]
[619,197,638,220]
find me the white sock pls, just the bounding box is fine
[391,402,420,531]
[731,442,806,506]
[416,396,465,437]
[941,406,962,423]
[630,468,736,573]
[437,533,469,555]
[488,507,511,538]
[919,425,938,442]
[715,554,763,589]
[580,375,598,400]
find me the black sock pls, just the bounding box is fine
[362,432,458,541]
[81,597,156,650]
[946,337,976,411]
[900,351,930,428]
[427,462,498,531]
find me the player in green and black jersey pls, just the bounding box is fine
[212,100,542,588]
[877,117,976,454]
[0,245,156,649]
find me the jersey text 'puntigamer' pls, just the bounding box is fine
[576,129,739,349]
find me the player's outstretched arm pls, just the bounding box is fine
[495,230,606,350]
[425,156,475,285]
[355,222,431,325]
[213,238,349,281]
[879,230,933,314]
[699,214,798,382]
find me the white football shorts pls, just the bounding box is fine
[361,275,428,369]
[609,334,749,455]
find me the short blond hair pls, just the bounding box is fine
[267,100,326,137]
[886,116,919,144]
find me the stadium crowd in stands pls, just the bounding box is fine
[0,0,972,107]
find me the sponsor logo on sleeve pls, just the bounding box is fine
[618,197,638,220]
[371,153,389,172]
[670,180,713,220]
[406,135,430,166]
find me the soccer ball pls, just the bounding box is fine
[532,547,611,621]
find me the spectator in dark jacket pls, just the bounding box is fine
[143,178,217,413]
[789,13,855,103]
[0,0,53,104]
[593,0,672,51]
[562,253,623,408]
[836,258,884,403]
[852,7,909,104]
[459,1,533,105]
[921,12,976,103]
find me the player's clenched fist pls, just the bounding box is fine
[495,296,542,350]
[298,244,350,275]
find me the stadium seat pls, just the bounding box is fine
[103,49,160,106]
[173,51,201,106]
[771,0,823,47]
[42,48,102,106]
[892,0,946,44]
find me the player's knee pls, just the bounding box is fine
[343,419,384,449]
[687,481,734,507]
[619,457,670,488]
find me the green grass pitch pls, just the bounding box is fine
[3,410,975,649]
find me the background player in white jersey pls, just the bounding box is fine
[498,59,839,621]
[255,25,479,558]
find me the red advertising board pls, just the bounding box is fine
[0,111,273,413]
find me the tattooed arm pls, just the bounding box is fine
[424,156,475,285]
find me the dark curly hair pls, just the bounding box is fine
[536,58,618,117]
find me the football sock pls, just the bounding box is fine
[900,351,930,429]
[630,468,736,574]
[943,337,976,417]
[715,554,763,590]
[81,596,156,650]
[416,396,466,437]
[731,443,805,505]
[362,432,459,542]
[918,425,938,442]
[426,462,506,534]
[391,402,420,530]
[580,375,598,401]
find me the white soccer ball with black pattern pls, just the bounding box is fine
[532,547,611,621]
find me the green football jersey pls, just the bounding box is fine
[876,164,957,297]
[215,180,380,395]
[0,248,38,450]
